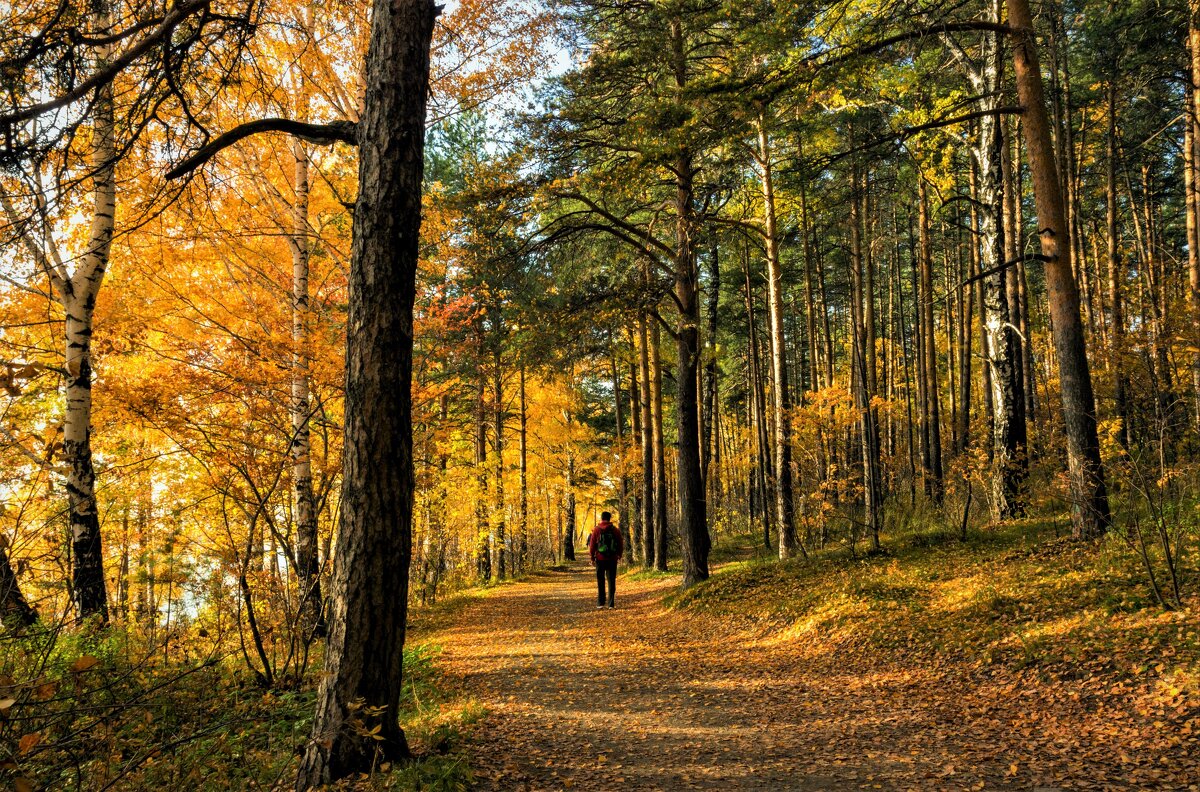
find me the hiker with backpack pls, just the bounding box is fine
[587,512,623,609]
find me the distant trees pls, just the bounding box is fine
[530,0,1198,569]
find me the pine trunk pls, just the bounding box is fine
[1106,81,1131,451]
[670,16,709,587]
[917,177,944,502]
[493,340,506,580]
[639,314,656,568]
[850,176,883,550]
[518,365,529,573]
[294,0,438,784]
[1006,0,1110,537]
[628,352,643,564]
[757,112,798,559]
[1190,0,1200,426]
[651,318,668,572]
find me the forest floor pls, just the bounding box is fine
[417,527,1200,792]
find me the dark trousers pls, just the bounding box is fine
[595,558,618,606]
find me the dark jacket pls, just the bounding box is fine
[587,520,623,562]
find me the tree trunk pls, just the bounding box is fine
[850,174,883,550]
[1137,164,1174,427]
[864,174,879,402]
[814,236,838,506]
[957,177,975,458]
[650,318,668,572]
[58,0,118,623]
[898,228,918,506]
[116,512,130,621]
[960,7,1026,516]
[1003,116,1033,456]
[628,352,643,564]
[745,256,775,549]
[612,347,629,560]
[564,453,576,562]
[493,339,506,579]
[917,177,944,502]
[1190,0,1200,427]
[1106,80,1131,451]
[519,364,529,573]
[1006,119,1037,429]
[670,16,709,587]
[638,314,656,568]
[474,366,491,581]
[973,160,995,456]
[1006,0,1110,537]
[756,111,799,559]
[801,189,828,489]
[981,86,1028,518]
[0,542,36,628]
[702,245,720,508]
[289,135,324,639]
[294,1,438,784]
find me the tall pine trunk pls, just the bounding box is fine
[295,0,439,785]
[670,16,709,586]
[492,338,506,579]
[1106,80,1131,451]
[850,174,883,550]
[917,177,944,502]
[518,364,529,573]
[639,314,656,568]
[1190,0,1200,427]
[1006,0,1110,537]
[756,110,799,559]
[628,351,643,564]
[702,246,721,510]
[651,318,668,572]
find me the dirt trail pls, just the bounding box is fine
[423,564,1057,792]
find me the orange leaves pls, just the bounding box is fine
[431,0,556,116]
[69,655,100,674]
[16,732,40,755]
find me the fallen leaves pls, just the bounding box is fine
[425,562,1200,791]
[17,732,41,755]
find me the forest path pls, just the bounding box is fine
[422,562,1059,792]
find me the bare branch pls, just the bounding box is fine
[164,118,358,180]
[0,0,214,127]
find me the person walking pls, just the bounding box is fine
[587,511,623,609]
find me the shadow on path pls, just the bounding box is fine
[422,564,1052,792]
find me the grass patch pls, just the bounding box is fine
[623,566,678,581]
[669,514,1200,692]
[0,629,478,792]
[408,587,490,634]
